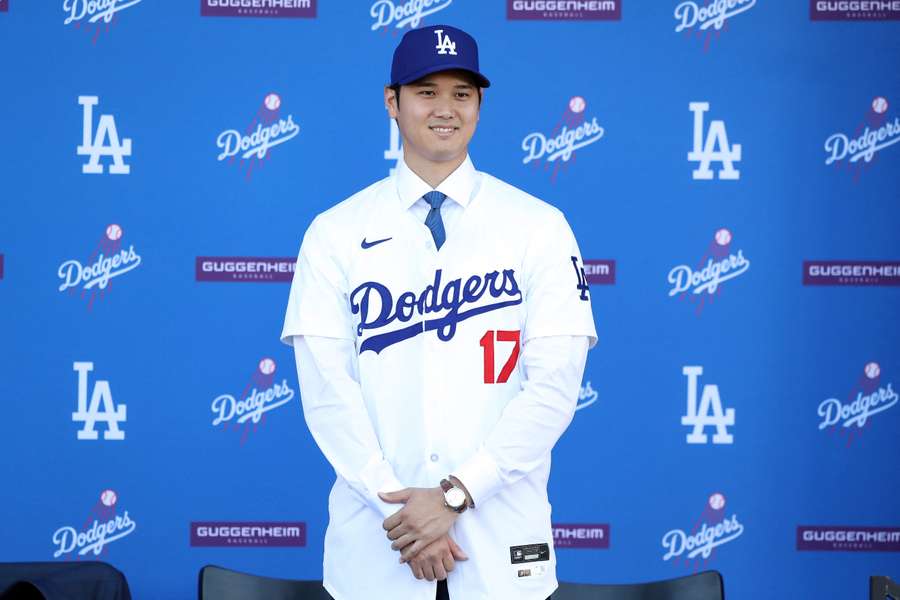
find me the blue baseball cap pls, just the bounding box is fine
[390,25,491,88]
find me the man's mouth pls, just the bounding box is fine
[429,126,457,135]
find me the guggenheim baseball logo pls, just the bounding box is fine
[191,522,306,547]
[553,524,610,549]
[217,93,299,180]
[58,224,142,310]
[674,0,757,51]
[797,526,900,551]
[669,228,749,315]
[803,260,900,286]
[507,0,621,20]
[211,357,296,444]
[663,493,744,566]
[53,489,136,559]
[818,362,896,446]
[201,0,316,18]
[810,0,900,20]
[522,96,605,183]
[824,96,898,180]
[196,257,295,282]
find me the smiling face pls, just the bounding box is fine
[385,70,481,177]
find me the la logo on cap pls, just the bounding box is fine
[434,29,457,55]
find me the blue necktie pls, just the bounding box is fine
[423,191,447,250]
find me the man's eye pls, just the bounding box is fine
[419,90,435,96]
[456,92,470,98]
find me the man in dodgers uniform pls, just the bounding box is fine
[282,25,596,600]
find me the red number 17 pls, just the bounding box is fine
[479,330,521,384]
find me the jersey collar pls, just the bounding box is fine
[395,155,479,211]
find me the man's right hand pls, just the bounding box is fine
[406,534,468,582]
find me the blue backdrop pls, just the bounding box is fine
[1,1,899,598]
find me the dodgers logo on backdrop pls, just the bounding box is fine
[682,366,734,444]
[385,118,403,175]
[58,224,142,310]
[662,492,744,564]
[217,93,300,180]
[190,521,307,547]
[195,256,296,282]
[211,357,296,444]
[507,0,621,20]
[522,96,605,183]
[351,268,523,354]
[818,362,897,446]
[797,525,900,552]
[72,362,126,440]
[576,380,599,411]
[64,0,142,42]
[810,0,900,20]
[199,0,316,18]
[688,102,741,180]
[370,0,453,33]
[77,96,131,174]
[802,260,900,286]
[52,489,136,559]
[674,0,756,51]
[668,228,749,315]
[824,96,898,181]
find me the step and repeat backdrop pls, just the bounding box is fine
[1,1,899,598]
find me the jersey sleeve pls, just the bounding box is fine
[521,210,598,347]
[281,216,356,345]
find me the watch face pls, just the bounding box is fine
[446,487,466,508]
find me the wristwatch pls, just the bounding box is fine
[440,478,468,513]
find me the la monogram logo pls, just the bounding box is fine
[434,29,457,55]
[681,366,734,444]
[77,96,131,174]
[73,362,126,440]
[385,118,403,175]
[571,256,590,301]
[688,102,740,180]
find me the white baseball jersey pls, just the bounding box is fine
[282,156,597,600]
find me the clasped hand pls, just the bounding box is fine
[379,487,468,581]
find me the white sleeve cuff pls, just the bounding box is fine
[359,455,406,520]
[451,449,503,508]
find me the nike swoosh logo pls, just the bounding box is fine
[361,237,392,249]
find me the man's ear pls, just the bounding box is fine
[384,85,399,119]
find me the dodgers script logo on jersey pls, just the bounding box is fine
[818,361,897,447]
[662,492,744,567]
[58,224,142,310]
[216,93,300,181]
[674,0,757,52]
[73,361,127,441]
[668,228,749,315]
[211,357,296,444]
[688,102,741,180]
[78,96,131,174]
[52,489,136,559]
[681,366,735,445]
[64,0,143,43]
[352,256,591,354]
[370,0,453,34]
[824,96,898,182]
[522,96,605,183]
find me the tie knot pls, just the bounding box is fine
[423,191,447,210]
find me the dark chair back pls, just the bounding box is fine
[0,561,131,600]
[555,570,724,600]
[198,565,331,600]
[871,575,900,600]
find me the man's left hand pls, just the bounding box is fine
[380,487,458,563]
